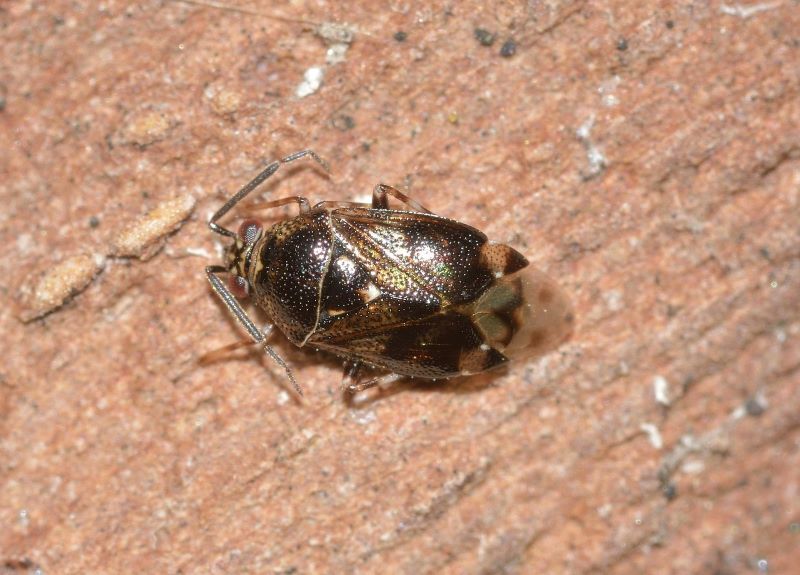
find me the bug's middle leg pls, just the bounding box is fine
[247,196,311,216]
[372,184,431,213]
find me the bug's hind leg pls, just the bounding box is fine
[348,373,402,394]
[341,363,403,394]
[372,184,431,213]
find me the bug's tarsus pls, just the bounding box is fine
[281,149,331,173]
[340,361,361,392]
[264,344,302,397]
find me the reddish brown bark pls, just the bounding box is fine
[1,1,798,573]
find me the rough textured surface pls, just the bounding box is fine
[1,1,798,573]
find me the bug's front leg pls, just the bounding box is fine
[206,265,303,396]
[209,149,329,238]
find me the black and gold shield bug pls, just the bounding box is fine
[206,150,574,395]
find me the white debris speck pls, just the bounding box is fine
[653,375,671,406]
[603,289,623,311]
[681,458,705,475]
[731,404,747,419]
[640,423,663,449]
[326,43,349,64]
[596,503,613,518]
[315,22,355,45]
[351,409,377,425]
[183,247,213,259]
[538,405,556,419]
[16,233,34,253]
[575,115,595,140]
[575,114,607,177]
[602,94,619,107]
[276,390,291,406]
[586,146,607,173]
[337,480,355,496]
[598,75,621,107]
[295,67,324,98]
[720,2,781,19]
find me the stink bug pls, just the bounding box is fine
[206,150,574,395]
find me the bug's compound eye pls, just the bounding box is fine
[238,218,262,245]
[228,274,250,298]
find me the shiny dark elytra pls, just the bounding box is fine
[206,150,574,395]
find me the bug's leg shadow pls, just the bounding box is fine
[198,338,260,365]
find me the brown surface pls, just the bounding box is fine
[1,1,799,573]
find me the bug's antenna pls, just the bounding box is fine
[208,162,281,238]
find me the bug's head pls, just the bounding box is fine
[225,218,263,298]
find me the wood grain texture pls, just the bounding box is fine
[1,1,798,573]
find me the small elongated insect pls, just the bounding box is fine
[206,150,573,395]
